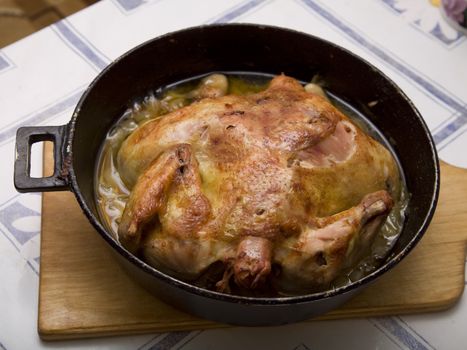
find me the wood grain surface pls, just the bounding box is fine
[38,143,467,340]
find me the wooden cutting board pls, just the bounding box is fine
[38,143,467,340]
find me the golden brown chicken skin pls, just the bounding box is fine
[117,75,398,294]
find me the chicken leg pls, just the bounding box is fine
[274,190,393,292]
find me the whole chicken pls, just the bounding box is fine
[116,74,399,294]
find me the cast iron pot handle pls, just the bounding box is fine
[14,125,70,192]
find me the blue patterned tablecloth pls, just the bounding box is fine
[0,0,466,349]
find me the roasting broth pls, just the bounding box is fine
[95,72,408,295]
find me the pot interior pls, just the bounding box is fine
[70,24,438,296]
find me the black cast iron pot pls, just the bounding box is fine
[14,24,439,326]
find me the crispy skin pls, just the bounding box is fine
[117,75,399,292]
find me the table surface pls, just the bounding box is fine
[1,0,466,349]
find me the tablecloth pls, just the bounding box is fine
[1,0,466,349]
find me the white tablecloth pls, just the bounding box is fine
[1,0,466,349]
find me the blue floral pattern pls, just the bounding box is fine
[382,0,465,47]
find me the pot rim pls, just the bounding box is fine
[67,23,440,305]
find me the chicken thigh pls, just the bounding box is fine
[116,75,399,294]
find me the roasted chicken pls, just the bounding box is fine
[116,74,399,294]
